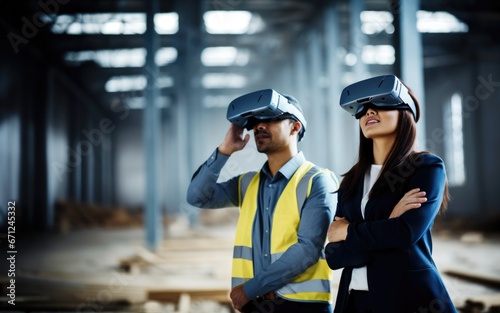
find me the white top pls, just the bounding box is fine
[348,164,382,291]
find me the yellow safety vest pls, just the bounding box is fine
[232,161,337,302]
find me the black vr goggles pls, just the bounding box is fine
[340,75,417,121]
[226,89,307,141]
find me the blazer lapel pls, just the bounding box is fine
[364,196,382,221]
[346,180,365,222]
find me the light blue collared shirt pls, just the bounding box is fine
[187,149,336,299]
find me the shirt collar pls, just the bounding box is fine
[261,151,306,180]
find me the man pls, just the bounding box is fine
[186,90,338,313]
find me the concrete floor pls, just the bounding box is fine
[2,224,500,312]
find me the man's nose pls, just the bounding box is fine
[254,121,267,130]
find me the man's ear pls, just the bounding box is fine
[290,121,302,136]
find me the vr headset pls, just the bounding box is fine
[226,89,307,141]
[339,75,417,121]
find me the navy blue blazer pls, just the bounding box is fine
[325,153,457,313]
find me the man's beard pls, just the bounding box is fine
[255,129,272,153]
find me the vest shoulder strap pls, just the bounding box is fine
[296,163,319,215]
[239,171,258,206]
[296,162,339,215]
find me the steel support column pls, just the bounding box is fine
[350,0,368,80]
[175,0,205,227]
[393,0,426,146]
[70,103,82,203]
[293,48,311,153]
[144,0,163,251]
[325,4,356,175]
[33,64,49,230]
[101,135,112,206]
[45,67,56,229]
[83,118,95,204]
[307,30,327,166]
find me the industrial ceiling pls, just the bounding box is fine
[2,0,500,111]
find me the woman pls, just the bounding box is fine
[325,75,457,313]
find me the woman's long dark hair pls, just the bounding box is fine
[338,87,449,214]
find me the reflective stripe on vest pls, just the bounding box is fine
[232,161,335,302]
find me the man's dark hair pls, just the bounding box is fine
[283,94,305,141]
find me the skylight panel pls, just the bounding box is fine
[201,47,250,66]
[51,12,179,35]
[65,49,146,67]
[360,11,394,35]
[105,75,147,92]
[201,73,247,89]
[65,47,177,67]
[204,11,253,34]
[417,11,468,33]
[58,13,145,35]
[51,14,74,34]
[361,45,395,65]
[155,47,178,66]
[125,96,170,109]
[105,75,173,92]
[155,13,179,34]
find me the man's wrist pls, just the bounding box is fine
[217,144,232,156]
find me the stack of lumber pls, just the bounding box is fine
[55,200,143,233]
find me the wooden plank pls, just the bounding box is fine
[161,238,234,251]
[0,302,131,312]
[148,289,230,304]
[444,268,500,289]
[118,244,233,276]
[15,274,147,304]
